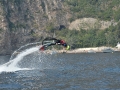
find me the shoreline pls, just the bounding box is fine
[55,46,120,53]
[1,46,119,56]
[68,47,118,53]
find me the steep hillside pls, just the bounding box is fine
[0,0,70,54]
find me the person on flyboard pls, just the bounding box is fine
[39,37,70,51]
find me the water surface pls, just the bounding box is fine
[0,52,120,90]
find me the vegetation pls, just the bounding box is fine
[54,22,120,49]
[53,0,120,49]
[46,23,55,33]
[65,0,120,21]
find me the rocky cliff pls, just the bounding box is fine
[0,0,70,54]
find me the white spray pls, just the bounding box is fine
[0,44,40,73]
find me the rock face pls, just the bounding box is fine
[0,0,69,54]
[69,18,118,30]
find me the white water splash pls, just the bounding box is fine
[0,46,39,73]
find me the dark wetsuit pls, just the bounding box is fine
[40,38,68,51]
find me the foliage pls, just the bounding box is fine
[53,0,120,49]
[55,24,120,49]
[65,0,120,21]
[46,23,55,33]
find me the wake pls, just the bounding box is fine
[0,43,40,73]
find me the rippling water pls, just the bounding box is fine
[0,52,120,90]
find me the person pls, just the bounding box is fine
[56,39,69,49]
[39,38,70,51]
